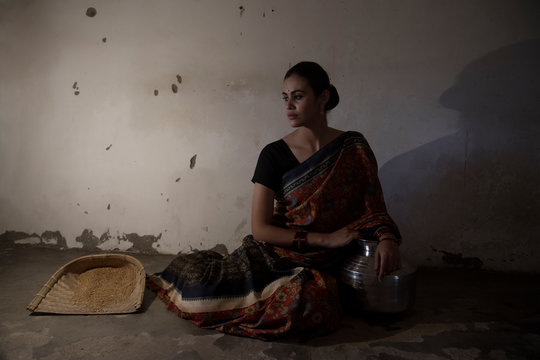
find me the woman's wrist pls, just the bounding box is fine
[292,230,308,250]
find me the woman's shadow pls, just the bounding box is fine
[379,38,540,271]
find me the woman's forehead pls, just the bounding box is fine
[282,75,310,93]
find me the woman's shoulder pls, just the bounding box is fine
[260,138,288,154]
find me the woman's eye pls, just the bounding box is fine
[294,95,302,101]
[282,97,288,102]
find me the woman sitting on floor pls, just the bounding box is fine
[147,61,401,340]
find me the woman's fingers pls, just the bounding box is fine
[374,241,401,282]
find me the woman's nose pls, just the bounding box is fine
[285,98,294,109]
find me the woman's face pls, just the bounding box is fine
[282,74,327,128]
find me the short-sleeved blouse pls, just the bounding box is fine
[251,140,299,192]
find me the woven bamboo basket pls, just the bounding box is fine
[27,253,146,314]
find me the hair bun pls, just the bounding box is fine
[326,84,340,111]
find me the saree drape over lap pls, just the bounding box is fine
[147,131,399,340]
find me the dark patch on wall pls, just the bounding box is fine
[107,203,111,210]
[73,81,81,95]
[86,7,97,17]
[175,177,181,182]
[102,37,107,43]
[171,84,178,93]
[0,231,38,244]
[73,82,80,96]
[75,229,100,250]
[0,230,67,249]
[154,89,159,96]
[41,231,67,248]
[432,248,483,270]
[106,144,112,151]
[190,154,197,169]
[176,75,182,84]
[121,233,161,254]
[239,6,245,17]
[83,211,88,214]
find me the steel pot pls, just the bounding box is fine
[339,239,416,313]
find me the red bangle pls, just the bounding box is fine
[293,231,307,250]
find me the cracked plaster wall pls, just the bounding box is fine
[0,0,538,271]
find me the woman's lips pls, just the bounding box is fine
[287,114,298,120]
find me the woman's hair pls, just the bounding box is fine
[284,61,340,111]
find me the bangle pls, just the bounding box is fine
[293,231,307,250]
[379,237,398,244]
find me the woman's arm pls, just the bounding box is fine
[251,183,358,248]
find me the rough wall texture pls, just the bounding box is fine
[0,0,539,271]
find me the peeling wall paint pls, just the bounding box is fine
[0,0,539,271]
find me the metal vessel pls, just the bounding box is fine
[340,239,417,313]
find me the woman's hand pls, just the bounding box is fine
[317,226,359,248]
[374,240,401,282]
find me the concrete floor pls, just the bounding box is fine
[0,245,539,360]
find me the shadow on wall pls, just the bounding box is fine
[379,38,540,271]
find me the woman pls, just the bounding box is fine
[147,61,401,340]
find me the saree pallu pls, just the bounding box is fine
[147,131,399,340]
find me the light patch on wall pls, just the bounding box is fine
[14,237,41,245]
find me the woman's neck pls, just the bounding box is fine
[294,124,342,152]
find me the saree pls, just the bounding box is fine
[147,131,399,340]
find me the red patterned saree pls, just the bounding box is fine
[147,131,399,340]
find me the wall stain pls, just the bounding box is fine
[41,231,67,248]
[102,37,107,43]
[172,84,178,93]
[76,229,100,250]
[176,74,182,84]
[190,154,197,169]
[0,230,67,248]
[432,248,483,269]
[107,203,111,210]
[1,230,159,255]
[234,219,247,235]
[73,81,80,96]
[154,89,159,96]
[239,6,245,17]
[106,144,112,151]
[121,233,161,254]
[86,7,97,17]
[235,195,248,209]
[175,177,181,182]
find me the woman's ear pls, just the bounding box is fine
[319,89,330,111]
